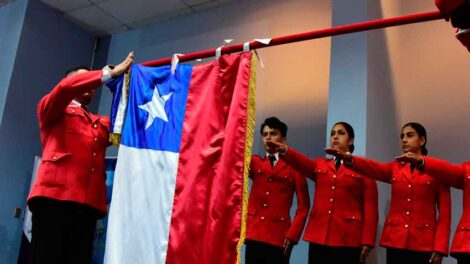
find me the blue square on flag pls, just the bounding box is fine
[111,64,192,152]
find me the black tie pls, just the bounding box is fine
[335,159,341,171]
[269,154,276,168]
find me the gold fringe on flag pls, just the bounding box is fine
[108,67,131,146]
[237,53,257,263]
[109,133,122,146]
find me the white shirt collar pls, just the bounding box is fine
[332,151,350,163]
[266,152,279,161]
[71,99,82,107]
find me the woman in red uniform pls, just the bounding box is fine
[272,122,378,264]
[325,122,451,264]
[396,151,470,264]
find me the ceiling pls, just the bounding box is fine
[33,0,239,35]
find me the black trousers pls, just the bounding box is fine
[386,248,432,264]
[245,239,286,264]
[30,198,99,264]
[454,253,470,264]
[308,243,361,264]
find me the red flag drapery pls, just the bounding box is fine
[165,52,255,264]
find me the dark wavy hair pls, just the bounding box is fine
[401,122,428,155]
[333,121,355,153]
[260,117,288,137]
[64,66,89,77]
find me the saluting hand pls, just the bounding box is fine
[324,148,353,163]
[394,152,423,165]
[266,140,287,154]
[429,252,443,264]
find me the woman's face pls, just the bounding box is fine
[400,125,425,154]
[330,124,353,153]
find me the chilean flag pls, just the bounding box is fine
[104,52,255,264]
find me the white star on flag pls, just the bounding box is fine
[138,85,173,129]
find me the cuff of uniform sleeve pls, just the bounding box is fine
[101,65,114,83]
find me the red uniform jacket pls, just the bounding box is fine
[28,70,110,215]
[283,148,378,248]
[424,157,470,254]
[434,0,465,17]
[351,156,451,254]
[246,155,310,247]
